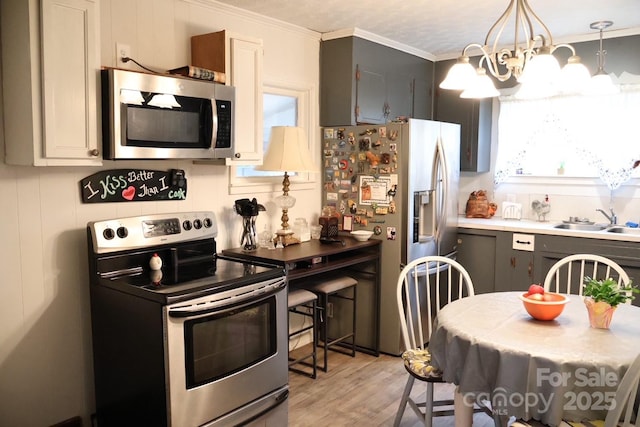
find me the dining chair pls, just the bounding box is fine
[511,351,640,427]
[543,253,631,298]
[393,256,482,427]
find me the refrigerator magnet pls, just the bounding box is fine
[386,227,396,240]
[343,215,353,231]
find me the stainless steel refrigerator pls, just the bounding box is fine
[321,118,460,355]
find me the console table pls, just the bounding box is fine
[222,237,382,355]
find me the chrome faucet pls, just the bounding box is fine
[596,208,617,225]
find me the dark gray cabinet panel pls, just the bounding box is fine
[494,232,536,292]
[457,230,497,294]
[320,36,433,126]
[434,59,491,172]
[356,65,386,124]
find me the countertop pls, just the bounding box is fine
[458,217,640,243]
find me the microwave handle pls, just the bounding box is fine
[209,99,218,149]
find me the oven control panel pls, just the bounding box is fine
[88,211,218,254]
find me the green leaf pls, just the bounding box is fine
[582,276,639,307]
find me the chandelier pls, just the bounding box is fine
[440,0,591,99]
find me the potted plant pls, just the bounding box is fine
[583,276,638,328]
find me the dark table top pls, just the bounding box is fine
[221,236,381,265]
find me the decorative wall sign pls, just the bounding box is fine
[80,169,187,203]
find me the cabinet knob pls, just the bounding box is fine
[89,148,100,157]
[234,153,241,158]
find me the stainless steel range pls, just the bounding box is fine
[87,211,288,427]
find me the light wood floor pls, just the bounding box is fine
[288,345,496,427]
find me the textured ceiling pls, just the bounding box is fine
[213,0,640,59]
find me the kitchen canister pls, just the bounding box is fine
[293,218,311,242]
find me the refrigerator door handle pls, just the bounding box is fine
[434,138,449,245]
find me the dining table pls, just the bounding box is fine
[428,291,640,426]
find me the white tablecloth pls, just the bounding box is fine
[429,292,640,426]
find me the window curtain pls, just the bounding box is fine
[494,84,640,189]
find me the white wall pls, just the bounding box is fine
[0,1,320,425]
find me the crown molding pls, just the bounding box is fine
[322,27,436,61]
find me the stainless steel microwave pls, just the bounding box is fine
[101,68,235,160]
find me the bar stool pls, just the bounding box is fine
[298,275,357,372]
[287,288,318,379]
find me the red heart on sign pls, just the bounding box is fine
[122,186,135,201]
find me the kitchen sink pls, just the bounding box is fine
[606,226,640,235]
[553,223,609,231]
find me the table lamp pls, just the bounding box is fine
[256,126,316,246]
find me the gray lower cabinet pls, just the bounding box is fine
[456,230,497,294]
[536,235,640,307]
[458,228,640,306]
[495,232,536,292]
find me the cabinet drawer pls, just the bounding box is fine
[512,233,535,251]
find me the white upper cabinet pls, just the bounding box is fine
[1,0,101,166]
[192,30,264,165]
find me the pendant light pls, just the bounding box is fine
[586,21,619,95]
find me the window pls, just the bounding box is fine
[230,82,316,193]
[494,85,640,190]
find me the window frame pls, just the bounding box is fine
[229,80,317,195]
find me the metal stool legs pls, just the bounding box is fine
[302,276,357,372]
[287,288,318,379]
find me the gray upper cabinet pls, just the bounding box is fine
[434,59,491,172]
[321,36,433,126]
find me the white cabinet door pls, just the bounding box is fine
[41,0,100,161]
[0,0,101,166]
[226,35,263,165]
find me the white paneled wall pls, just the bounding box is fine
[0,1,320,425]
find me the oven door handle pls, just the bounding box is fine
[167,280,285,318]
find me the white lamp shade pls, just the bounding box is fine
[586,72,620,95]
[257,126,317,173]
[440,57,477,90]
[460,68,499,99]
[518,53,561,85]
[560,57,591,94]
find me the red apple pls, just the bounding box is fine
[528,293,544,301]
[528,284,545,295]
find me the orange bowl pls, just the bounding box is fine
[519,292,569,321]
